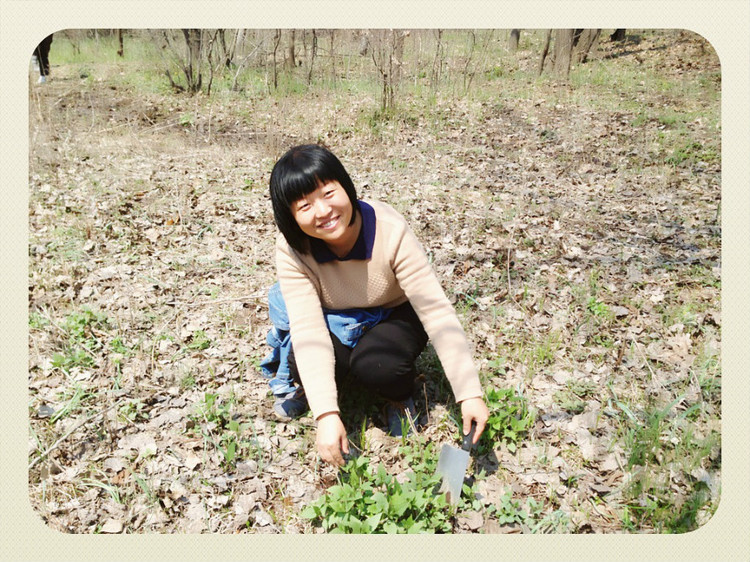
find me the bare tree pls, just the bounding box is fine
[271,29,281,90]
[217,29,240,68]
[509,29,521,52]
[461,30,495,93]
[358,31,370,56]
[229,33,263,92]
[307,29,318,86]
[158,29,205,93]
[329,30,336,85]
[431,29,445,93]
[370,29,409,112]
[183,29,203,92]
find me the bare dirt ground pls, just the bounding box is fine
[28,30,721,534]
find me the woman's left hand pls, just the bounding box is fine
[460,397,490,444]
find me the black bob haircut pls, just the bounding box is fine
[270,144,359,254]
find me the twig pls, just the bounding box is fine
[506,246,513,302]
[422,381,430,426]
[28,401,122,471]
[630,335,657,381]
[165,293,267,307]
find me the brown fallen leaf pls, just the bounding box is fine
[100,519,124,534]
[457,510,484,531]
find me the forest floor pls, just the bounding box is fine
[27,30,721,534]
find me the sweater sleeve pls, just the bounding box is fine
[275,238,339,419]
[388,213,484,404]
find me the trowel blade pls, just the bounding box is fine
[436,443,470,505]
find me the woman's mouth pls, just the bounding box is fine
[318,216,339,230]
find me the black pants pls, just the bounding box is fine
[288,301,428,402]
[35,34,53,77]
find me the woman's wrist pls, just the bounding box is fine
[316,411,340,423]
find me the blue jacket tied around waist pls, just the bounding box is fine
[259,282,392,396]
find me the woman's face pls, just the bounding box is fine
[291,180,355,247]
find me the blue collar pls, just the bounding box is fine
[310,201,376,263]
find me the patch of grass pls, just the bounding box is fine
[50,307,111,375]
[62,307,109,345]
[684,264,720,289]
[665,140,719,167]
[615,395,720,533]
[49,382,96,423]
[44,225,88,263]
[518,330,561,376]
[187,391,260,469]
[179,373,197,390]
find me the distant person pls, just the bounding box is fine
[263,143,490,467]
[34,34,53,84]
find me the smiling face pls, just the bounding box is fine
[291,180,360,256]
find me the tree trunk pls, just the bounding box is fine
[538,29,552,75]
[307,29,318,85]
[272,29,281,90]
[358,32,369,56]
[553,29,575,78]
[116,29,124,57]
[287,29,296,68]
[329,30,336,85]
[610,29,626,42]
[182,29,203,93]
[392,29,408,101]
[574,29,601,63]
[509,29,520,52]
[431,29,444,91]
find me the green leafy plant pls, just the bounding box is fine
[487,488,544,527]
[301,446,453,534]
[49,307,117,375]
[51,349,95,372]
[187,330,212,350]
[118,399,149,423]
[188,392,254,469]
[480,387,535,453]
[586,297,610,318]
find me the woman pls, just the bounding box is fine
[268,144,489,466]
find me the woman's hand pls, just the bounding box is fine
[460,397,490,445]
[315,412,349,466]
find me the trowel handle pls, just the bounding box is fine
[461,421,477,451]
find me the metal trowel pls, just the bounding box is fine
[435,421,477,505]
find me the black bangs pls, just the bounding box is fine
[269,144,359,255]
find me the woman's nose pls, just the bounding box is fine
[313,198,331,217]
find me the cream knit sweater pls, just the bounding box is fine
[275,200,483,419]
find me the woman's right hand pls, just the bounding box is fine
[315,412,349,466]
